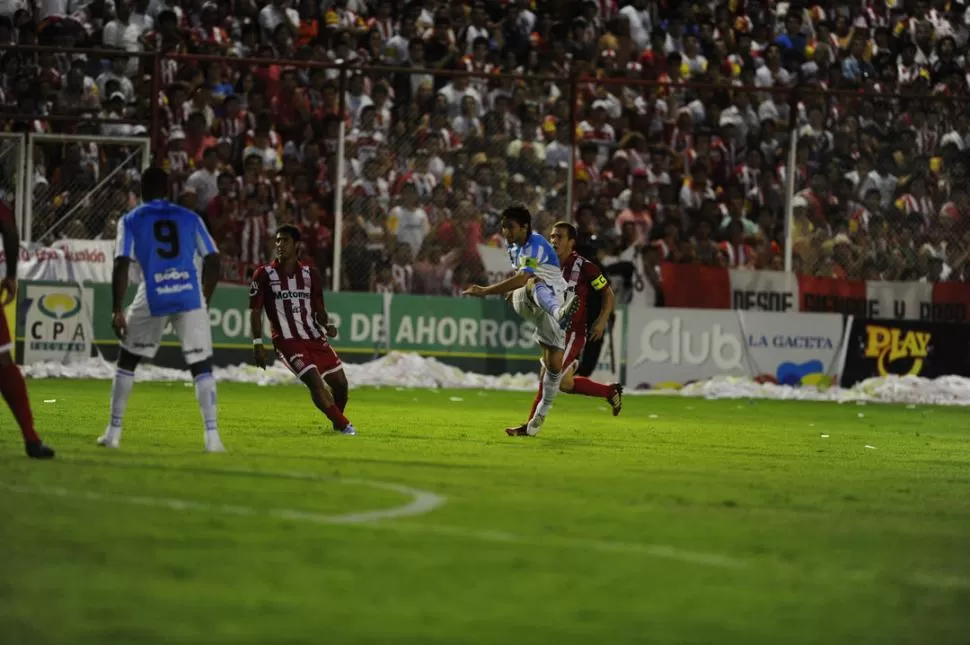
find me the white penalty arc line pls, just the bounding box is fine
[0,477,446,526]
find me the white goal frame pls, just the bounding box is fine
[25,133,152,244]
[0,133,27,240]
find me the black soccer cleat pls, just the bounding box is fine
[25,441,55,460]
[607,384,623,417]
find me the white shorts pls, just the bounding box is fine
[121,285,213,364]
[511,284,565,351]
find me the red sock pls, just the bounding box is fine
[0,363,40,443]
[325,404,351,430]
[527,381,543,421]
[572,377,612,399]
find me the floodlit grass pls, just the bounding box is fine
[1,379,969,645]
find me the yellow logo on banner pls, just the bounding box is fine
[863,325,931,376]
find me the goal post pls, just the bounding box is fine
[0,133,27,239]
[25,133,152,244]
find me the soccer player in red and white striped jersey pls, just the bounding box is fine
[249,225,356,435]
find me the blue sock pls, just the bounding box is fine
[533,283,559,317]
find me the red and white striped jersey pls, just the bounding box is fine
[249,260,328,342]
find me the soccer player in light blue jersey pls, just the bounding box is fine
[463,205,580,436]
[98,167,225,452]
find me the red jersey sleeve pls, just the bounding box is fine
[249,266,268,310]
[581,258,609,292]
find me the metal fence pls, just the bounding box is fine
[4,46,970,290]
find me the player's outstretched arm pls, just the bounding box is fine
[309,267,338,337]
[249,267,267,369]
[463,270,531,298]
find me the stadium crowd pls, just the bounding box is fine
[3,0,970,298]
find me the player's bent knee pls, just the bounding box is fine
[188,359,213,377]
[559,373,574,392]
[117,349,142,372]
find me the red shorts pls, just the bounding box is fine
[0,303,11,354]
[563,330,585,373]
[274,337,343,379]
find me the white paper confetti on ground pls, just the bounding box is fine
[19,353,970,406]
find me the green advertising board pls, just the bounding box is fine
[17,281,542,375]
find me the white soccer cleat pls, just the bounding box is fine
[556,293,580,330]
[526,413,545,436]
[97,428,121,449]
[204,433,226,453]
[337,424,357,436]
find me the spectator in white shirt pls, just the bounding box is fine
[185,147,220,213]
[389,182,431,256]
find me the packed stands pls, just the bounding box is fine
[2,0,970,298]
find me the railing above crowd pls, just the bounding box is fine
[4,43,970,304]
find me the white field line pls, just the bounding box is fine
[3,473,968,589]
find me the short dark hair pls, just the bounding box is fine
[140,167,169,201]
[553,221,577,241]
[276,224,301,243]
[501,205,532,230]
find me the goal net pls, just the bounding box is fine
[26,134,151,244]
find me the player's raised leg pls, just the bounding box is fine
[0,314,54,459]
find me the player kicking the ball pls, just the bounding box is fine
[100,167,225,452]
[463,205,580,436]
[249,225,356,436]
[0,194,55,458]
[505,222,622,436]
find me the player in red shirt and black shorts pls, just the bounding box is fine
[506,221,622,436]
[0,194,55,457]
[249,225,357,435]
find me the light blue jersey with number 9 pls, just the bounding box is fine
[115,199,219,316]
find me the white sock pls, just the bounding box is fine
[194,373,219,437]
[107,368,135,435]
[536,368,563,417]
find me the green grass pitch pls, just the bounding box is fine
[1,379,969,645]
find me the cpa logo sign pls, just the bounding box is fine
[862,325,931,376]
[24,286,93,363]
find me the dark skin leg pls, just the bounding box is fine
[324,370,349,412]
[300,369,342,423]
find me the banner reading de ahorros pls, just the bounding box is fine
[660,263,970,322]
[16,280,617,376]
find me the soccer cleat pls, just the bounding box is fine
[607,384,623,417]
[526,413,545,436]
[204,433,226,453]
[337,424,357,436]
[505,424,529,437]
[556,293,580,330]
[97,428,121,449]
[25,441,55,459]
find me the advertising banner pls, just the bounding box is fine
[21,283,95,364]
[737,310,845,386]
[658,263,970,322]
[0,240,114,283]
[17,281,547,375]
[729,269,799,313]
[840,319,970,386]
[625,307,846,388]
[626,308,749,388]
